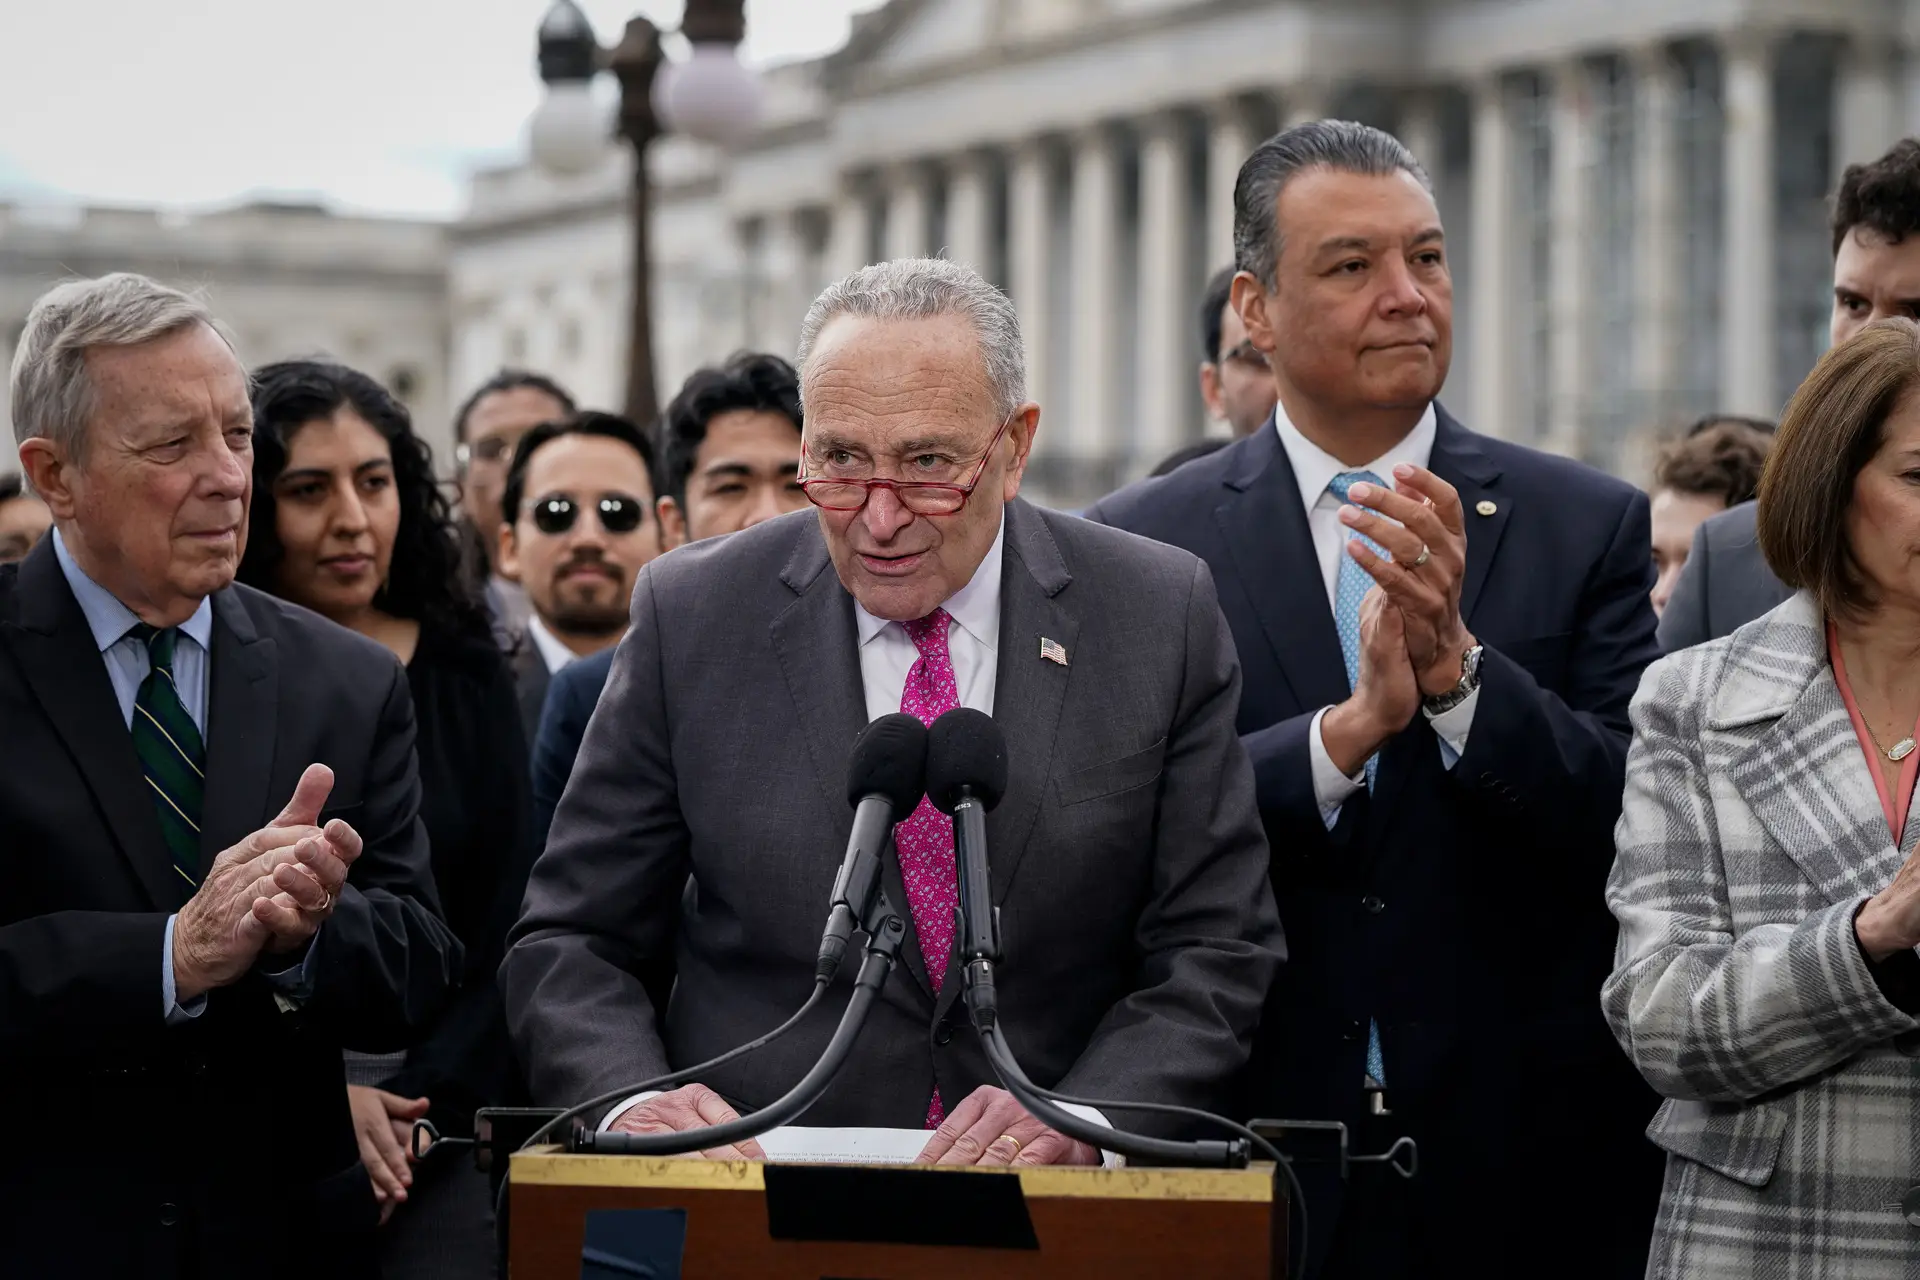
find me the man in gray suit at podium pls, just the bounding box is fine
[502,258,1284,1166]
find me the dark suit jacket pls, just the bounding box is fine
[0,539,462,1280]
[529,645,614,852]
[1087,408,1663,1277]
[502,500,1284,1134]
[1655,499,1792,652]
[512,630,552,746]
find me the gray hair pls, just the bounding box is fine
[10,272,229,461]
[1233,120,1431,290]
[795,257,1026,418]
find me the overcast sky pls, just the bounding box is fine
[0,1,877,219]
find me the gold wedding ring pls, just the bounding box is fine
[318,890,333,912]
[993,1133,1023,1158]
[1411,544,1432,568]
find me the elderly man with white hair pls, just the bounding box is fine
[504,257,1283,1165]
[0,273,460,1279]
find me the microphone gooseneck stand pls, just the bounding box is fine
[571,903,906,1156]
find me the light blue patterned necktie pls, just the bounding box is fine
[1326,469,1389,1089]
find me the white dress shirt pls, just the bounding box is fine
[1270,404,1480,826]
[852,515,1003,722]
[605,508,1118,1161]
[527,614,579,675]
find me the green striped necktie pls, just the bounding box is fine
[128,624,205,889]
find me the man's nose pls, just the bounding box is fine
[205,436,249,498]
[741,482,784,530]
[1377,258,1429,316]
[861,486,915,539]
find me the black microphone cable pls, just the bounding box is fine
[979,1023,1308,1280]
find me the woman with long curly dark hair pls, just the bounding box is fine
[239,360,531,1277]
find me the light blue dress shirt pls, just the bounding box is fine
[52,530,314,1023]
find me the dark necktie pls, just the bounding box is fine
[128,624,206,888]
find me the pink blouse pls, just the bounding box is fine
[1829,622,1920,845]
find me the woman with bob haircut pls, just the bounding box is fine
[1605,317,1920,1275]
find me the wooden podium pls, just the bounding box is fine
[509,1148,1280,1278]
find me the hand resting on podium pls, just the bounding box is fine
[608,1082,1100,1166]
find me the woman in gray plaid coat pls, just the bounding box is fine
[1605,319,1920,1279]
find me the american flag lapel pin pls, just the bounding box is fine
[1040,637,1068,667]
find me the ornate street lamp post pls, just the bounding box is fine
[527,1,762,424]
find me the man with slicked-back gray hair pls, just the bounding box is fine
[1089,121,1663,1278]
[505,257,1283,1167]
[0,273,459,1279]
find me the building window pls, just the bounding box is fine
[1774,37,1837,410]
[1512,72,1553,443]
[505,327,528,363]
[559,317,583,361]
[1674,41,1725,421]
[1587,55,1637,473]
[388,365,419,400]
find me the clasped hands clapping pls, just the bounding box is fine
[1320,463,1478,777]
[170,761,362,1003]
[611,1083,1103,1167]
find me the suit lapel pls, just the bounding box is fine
[4,541,178,908]
[930,500,1076,1029]
[200,588,279,854]
[1212,424,1349,714]
[1719,596,1909,903]
[1427,405,1509,626]
[768,523,946,996]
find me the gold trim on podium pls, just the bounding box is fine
[511,1148,1274,1203]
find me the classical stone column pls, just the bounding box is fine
[1469,74,1515,439]
[1398,88,1444,192]
[1286,82,1331,128]
[1721,30,1776,418]
[1836,37,1900,175]
[751,212,798,355]
[883,165,932,262]
[1632,44,1682,427]
[1137,112,1194,462]
[1546,59,1594,453]
[825,185,872,283]
[1069,126,1122,479]
[1207,98,1258,273]
[1008,140,1053,409]
[943,151,993,274]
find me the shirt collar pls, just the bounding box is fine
[526,614,579,675]
[53,527,214,654]
[854,507,1005,650]
[1272,400,1438,513]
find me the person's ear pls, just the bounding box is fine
[1199,363,1226,421]
[1000,403,1040,503]
[656,495,688,550]
[497,521,521,581]
[16,437,77,521]
[1232,270,1277,358]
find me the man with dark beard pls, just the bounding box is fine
[498,412,661,739]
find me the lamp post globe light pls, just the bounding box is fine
[526,0,760,424]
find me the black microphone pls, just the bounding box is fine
[817,713,928,983]
[925,708,1008,1027]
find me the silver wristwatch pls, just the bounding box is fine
[1422,644,1484,716]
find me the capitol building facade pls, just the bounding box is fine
[452,0,1920,506]
[4,1,1916,507]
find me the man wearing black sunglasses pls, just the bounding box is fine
[498,412,661,739]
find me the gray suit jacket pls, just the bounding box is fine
[1655,500,1791,653]
[1604,591,1920,1275]
[501,499,1284,1132]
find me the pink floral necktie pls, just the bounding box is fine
[896,608,960,1127]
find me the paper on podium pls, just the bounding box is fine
[755,1125,930,1165]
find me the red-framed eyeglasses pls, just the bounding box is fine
[797,412,1017,515]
